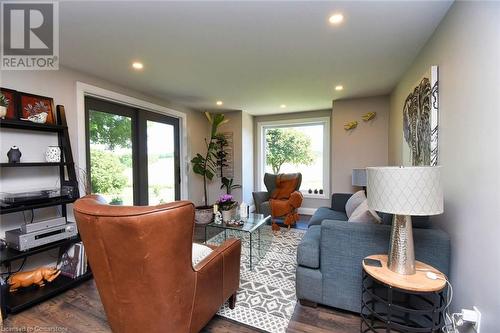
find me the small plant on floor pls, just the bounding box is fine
[220,177,241,195]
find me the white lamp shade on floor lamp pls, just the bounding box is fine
[366,166,443,275]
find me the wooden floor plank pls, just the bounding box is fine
[3,280,360,333]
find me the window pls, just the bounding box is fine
[258,118,330,198]
[85,97,180,205]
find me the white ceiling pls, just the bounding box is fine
[60,1,453,115]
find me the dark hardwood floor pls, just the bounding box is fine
[3,220,360,332]
[3,279,360,333]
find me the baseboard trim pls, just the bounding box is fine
[298,207,317,215]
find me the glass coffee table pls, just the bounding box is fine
[205,213,271,270]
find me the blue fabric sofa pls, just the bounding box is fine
[296,193,450,313]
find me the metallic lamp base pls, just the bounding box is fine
[388,214,415,275]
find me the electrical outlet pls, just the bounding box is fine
[473,306,481,333]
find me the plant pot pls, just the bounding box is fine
[195,206,214,224]
[221,207,238,222]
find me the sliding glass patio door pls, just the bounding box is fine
[85,96,180,205]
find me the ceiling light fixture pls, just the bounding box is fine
[335,85,344,91]
[280,104,287,108]
[329,13,344,25]
[132,62,144,70]
[216,100,223,106]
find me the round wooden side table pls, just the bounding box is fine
[361,255,447,333]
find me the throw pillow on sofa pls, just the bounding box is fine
[348,200,382,224]
[345,190,366,218]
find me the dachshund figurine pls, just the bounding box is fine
[8,267,61,292]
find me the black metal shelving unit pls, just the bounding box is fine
[0,106,92,317]
[0,162,71,167]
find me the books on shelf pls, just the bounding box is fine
[59,242,88,279]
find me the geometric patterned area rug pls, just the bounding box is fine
[207,225,305,333]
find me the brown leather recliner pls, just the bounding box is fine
[73,195,241,333]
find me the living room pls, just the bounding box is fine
[0,1,498,332]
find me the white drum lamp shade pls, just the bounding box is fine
[366,166,443,275]
[366,166,443,216]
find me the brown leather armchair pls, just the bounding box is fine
[73,195,241,333]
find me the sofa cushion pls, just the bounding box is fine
[378,211,393,225]
[345,190,366,218]
[192,243,213,266]
[308,207,348,227]
[297,225,321,269]
[376,212,432,229]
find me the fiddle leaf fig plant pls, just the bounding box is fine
[191,112,229,207]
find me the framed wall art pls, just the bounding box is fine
[0,88,19,120]
[402,65,439,166]
[19,92,56,124]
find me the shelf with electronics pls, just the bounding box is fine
[0,90,92,318]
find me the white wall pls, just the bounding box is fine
[241,111,254,205]
[332,96,389,193]
[388,2,500,331]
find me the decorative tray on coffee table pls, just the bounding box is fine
[224,218,244,227]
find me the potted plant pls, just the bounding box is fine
[191,112,228,223]
[217,194,238,222]
[220,177,241,195]
[0,93,9,119]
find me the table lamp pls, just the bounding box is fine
[366,166,443,275]
[352,168,367,188]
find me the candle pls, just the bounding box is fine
[213,204,218,214]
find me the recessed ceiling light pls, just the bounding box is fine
[335,85,344,91]
[280,104,287,108]
[132,62,144,70]
[216,100,223,106]
[329,13,344,25]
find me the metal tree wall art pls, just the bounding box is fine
[402,66,439,166]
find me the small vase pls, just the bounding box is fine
[45,146,61,162]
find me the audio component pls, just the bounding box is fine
[21,217,66,234]
[5,223,78,251]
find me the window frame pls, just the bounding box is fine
[257,117,330,199]
[76,82,188,201]
[85,96,181,205]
